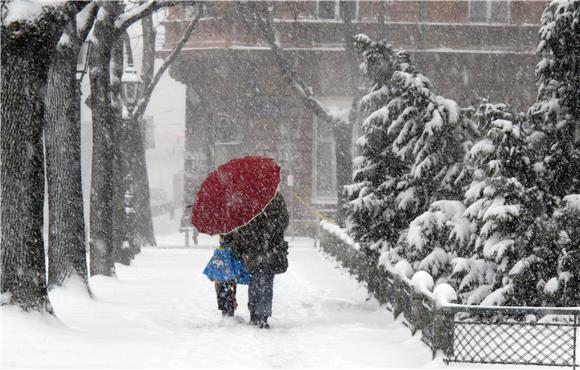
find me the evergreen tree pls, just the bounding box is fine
[517,0,580,307]
[456,104,549,306]
[549,196,580,306]
[346,34,474,273]
[345,35,412,256]
[400,200,473,283]
[528,0,580,203]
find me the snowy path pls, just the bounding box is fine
[2,232,448,369]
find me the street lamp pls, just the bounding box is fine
[121,65,143,111]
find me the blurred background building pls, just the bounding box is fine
[160,0,548,235]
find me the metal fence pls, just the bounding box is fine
[318,225,580,369]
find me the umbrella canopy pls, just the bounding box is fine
[191,156,281,235]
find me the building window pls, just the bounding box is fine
[318,0,337,19]
[469,0,510,23]
[313,116,337,202]
[213,114,240,168]
[339,0,357,21]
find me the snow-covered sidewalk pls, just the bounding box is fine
[2,230,448,369]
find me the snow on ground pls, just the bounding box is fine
[1,216,562,369]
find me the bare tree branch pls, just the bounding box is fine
[114,0,177,35]
[76,2,99,41]
[242,1,348,128]
[130,4,203,120]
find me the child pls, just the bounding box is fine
[203,236,249,317]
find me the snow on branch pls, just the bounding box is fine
[76,2,98,39]
[114,0,181,35]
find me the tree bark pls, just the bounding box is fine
[89,4,122,277]
[126,10,157,248]
[111,37,133,265]
[1,3,84,311]
[126,116,156,247]
[44,20,90,289]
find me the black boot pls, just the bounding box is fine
[257,316,270,329]
[250,313,269,329]
[216,282,237,317]
[249,312,258,325]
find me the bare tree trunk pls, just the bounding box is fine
[127,11,157,248]
[1,53,50,311]
[45,21,90,289]
[89,4,123,277]
[111,38,133,265]
[126,117,156,247]
[1,3,84,311]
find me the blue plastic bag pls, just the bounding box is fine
[203,245,249,285]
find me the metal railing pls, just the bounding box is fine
[318,224,580,369]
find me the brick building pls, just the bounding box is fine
[160,0,549,235]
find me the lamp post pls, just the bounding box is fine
[121,64,143,113]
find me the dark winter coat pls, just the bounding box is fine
[224,192,289,274]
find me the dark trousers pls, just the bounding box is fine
[248,272,275,317]
[215,281,237,315]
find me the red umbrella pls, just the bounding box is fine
[191,156,281,235]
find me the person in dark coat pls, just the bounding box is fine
[223,192,289,328]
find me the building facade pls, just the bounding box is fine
[161,0,548,235]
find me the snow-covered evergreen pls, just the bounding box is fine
[346,34,474,282]
[347,35,472,260]
[550,195,580,305]
[528,0,580,202]
[462,104,537,305]
[515,0,580,307]
[345,35,414,255]
[345,0,580,308]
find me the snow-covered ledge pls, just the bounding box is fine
[319,220,361,251]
